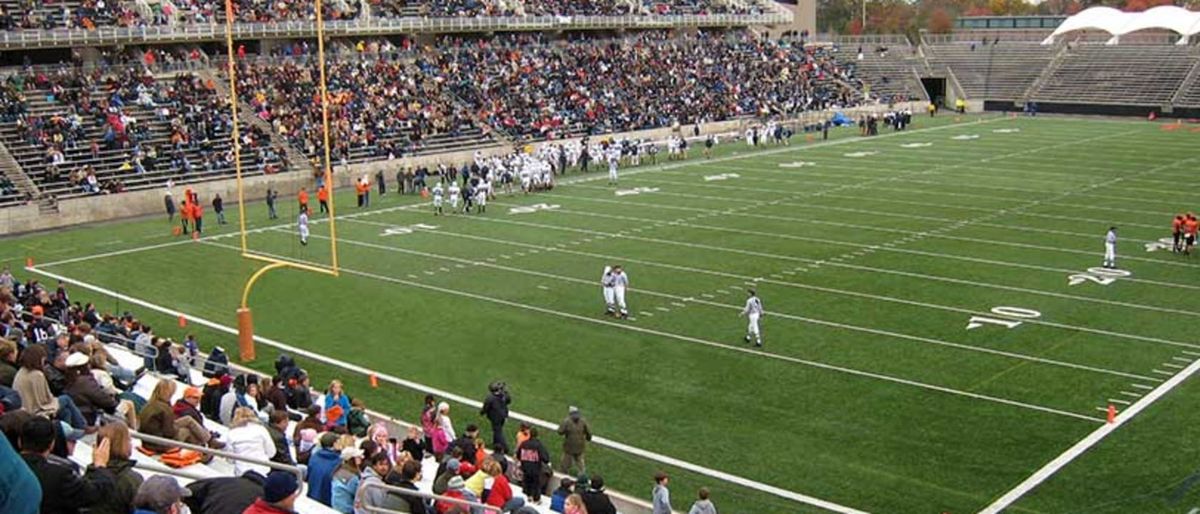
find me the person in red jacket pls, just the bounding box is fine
[483,458,524,512]
[242,471,301,514]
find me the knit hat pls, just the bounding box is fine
[64,352,89,368]
[447,476,466,490]
[263,471,300,503]
[446,458,461,472]
[320,432,339,448]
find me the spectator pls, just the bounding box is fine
[580,475,617,514]
[12,343,88,437]
[0,338,17,386]
[227,406,277,476]
[354,452,400,514]
[173,386,212,435]
[0,419,40,514]
[432,401,455,457]
[551,477,575,513]
[347,398,370,437]
[557,406,592,476]
[688,487,716,514]
[307,431,342,505]
[436,475,479,514]
[63,351,118,425]
[516,427,550,504]
[480,380,511,453]
[133,476,192,514]
[652,472,671,514]
[390,458,430,514]
[19,416,115,513]
[432,457,460,495]
[266,410,295,465]
[565,494,588,514]
[92,421,144,514]
[483,457,522,512]
[331,446,364,514]
[243,471,302,514]
[420,394,437,453]
[138,379,221,454]
[293,404,323,464]
[453,424,480,465]
[323,379,351,427]
[185,471,268,514]
[264,375,289,414]
[401,424,425,462]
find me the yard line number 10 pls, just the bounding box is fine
[966,306,1042,331]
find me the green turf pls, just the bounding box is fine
[7,114,1200,513]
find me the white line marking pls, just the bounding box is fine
[1163,363,1185,369]
[655,307,672,312]
[670,302,688,308]
[1130,383,1154,390]
[978,347,1200,513]
[1152,369,1174,376]
[1094,407,1113,413]
[537,285,550,291]
[1107,399,1131,405]
[25,263,870,514]
[1173,357,1193,363]
[1184,351,1200,357]
[1119,391,1141,398]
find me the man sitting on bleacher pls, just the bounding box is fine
[19,416,116,513]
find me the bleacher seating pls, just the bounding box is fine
[925,42,1055,101]
[1029,44,1199,106]
[831,44,924,103]
[0,67,286,200]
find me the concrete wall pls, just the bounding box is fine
[0,102,918,236]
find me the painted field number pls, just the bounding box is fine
[381,223,438,236]
[966,306,1042,331]
[1145,237,1174,252]
[1067,267,1131,286]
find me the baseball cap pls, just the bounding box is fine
[64,352,89,368]
[30,305,43,316]
[340,447,364,461]
[446,458,460,472]
[263,471,300,503]
[134,476,192,510]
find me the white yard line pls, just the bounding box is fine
[978,354,1200,513]
[456,213,1200,319]
[320,225,1159,382]
[195,240,1106,424]
[344,215,1196,350]
[25,262,870,514]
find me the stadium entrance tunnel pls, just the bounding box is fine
[921,77,946,106]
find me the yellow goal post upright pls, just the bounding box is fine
[224,0,340,362]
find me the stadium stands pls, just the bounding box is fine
[831,43,923,103]
[0,67,285,200]
[1028,44,1199,106]
[924,41,1055,101]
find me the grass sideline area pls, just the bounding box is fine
[7,114,1200,513]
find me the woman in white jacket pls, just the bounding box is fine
[226,406,276,476]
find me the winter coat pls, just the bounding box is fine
[138,398,180,452]
[557,416,592,455]
[65,373,118,424]
[22,453,115,514]
[307,447,342,505]
[89,457,143,514]
[185,471,267,514]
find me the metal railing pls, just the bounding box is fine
[360,481,502,514]
[130,430,306,481]
[0,12,792,50]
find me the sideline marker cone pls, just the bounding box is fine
[1107,404,1117,424]
[25,257,33,268]
[369,374,379,388]
[178,315,187,328]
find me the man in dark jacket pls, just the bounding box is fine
[516,428,550,503]
[0,338,18,387]
[453,424,480,466]
[557,406,592,476]
[581,475,618,514]
[20,416,115,513]
[384,459,429,514]
[479,381,511,454]
[185,470,267,514]
[64,352,118,424]
[267,410,295,465]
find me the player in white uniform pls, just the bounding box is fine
[432,182,444,215]
[601,266,616,316]
[1103,226,1117,269]
[475,180,488,213]
[606,146,620,185]
[610,265,629,319]
[741,289,764,347]
[298,206,310,246]
[448,181,461,212]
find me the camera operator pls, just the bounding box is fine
[479,381,512,454]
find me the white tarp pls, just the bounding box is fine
[1044,6,1200,44]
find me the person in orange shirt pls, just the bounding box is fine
[317,185,330,215]
[1173,214,1185,253]
[298,187,309,212]
[180,198,193,235]
[1185,214,1199,256]
[192,199,205,235]
[355,178,369,208]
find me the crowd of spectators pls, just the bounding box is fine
[0,265,728,514]
[436,31,860,140]
[0,0,762,30]
[0,64,283,197]
[235,56,478,167]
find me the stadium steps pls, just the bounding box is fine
[925,42,1054,101]
[199,68,315,175]
[1168,51,1200,108]
[0,136,38,206]
[832,46,926,103]
[1018,42,1070,104]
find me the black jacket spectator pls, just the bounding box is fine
[20,417,115,514]
[185,471,268,514]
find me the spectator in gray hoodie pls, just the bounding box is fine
[688,487,717,514]
[652,472,671,514]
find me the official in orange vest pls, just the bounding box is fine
[318,185,330,215]
[298,188,309,211]
[355,178,370,208]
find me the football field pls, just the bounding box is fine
[10,114,1200,513]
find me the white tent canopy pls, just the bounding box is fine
[1043,6,1200,45]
